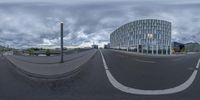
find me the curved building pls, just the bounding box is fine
[110,19,172,55]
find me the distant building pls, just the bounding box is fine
[110,19,172,55]
[104,43,110,49]
[3,51,13,56]
[92,45,98,49]
[55,48,61,51]
[172,42,185,52]
[55,47,67,51]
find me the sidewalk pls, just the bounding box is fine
[11,50,94,64]
[111,49,186,58]
[5,49,97,80]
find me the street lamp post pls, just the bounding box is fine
[60,22,64,63]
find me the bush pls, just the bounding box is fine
[46,49,51,56]
[28,49,34,56]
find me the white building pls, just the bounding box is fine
[110,19,172,55]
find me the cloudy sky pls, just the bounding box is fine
[0,0,200,48]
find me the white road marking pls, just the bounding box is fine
[99,50,200,95]
[196,58,200,69]
[135,58,156,63]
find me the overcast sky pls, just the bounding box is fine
[0,0,200,48]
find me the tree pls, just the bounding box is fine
[28,49,34,56]
[46,49,51,56]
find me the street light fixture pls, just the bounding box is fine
[147,33,153,39]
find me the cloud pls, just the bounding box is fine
[0,1,200,48]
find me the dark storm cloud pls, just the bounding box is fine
[0,1,200,48]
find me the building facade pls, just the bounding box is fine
[110,19,172,55]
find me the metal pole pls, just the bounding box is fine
[127,37,129,51]
[60,22,64,63]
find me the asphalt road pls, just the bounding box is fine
[0,50,200,100]
[101,49,200,90]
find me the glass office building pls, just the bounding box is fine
[110,19,172,55]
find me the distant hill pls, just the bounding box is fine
[185,42,200,52]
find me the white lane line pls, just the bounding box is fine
[99,50,200,95]
[196,58,200,69]
[134,58,156,63]
[101,53,109,70]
